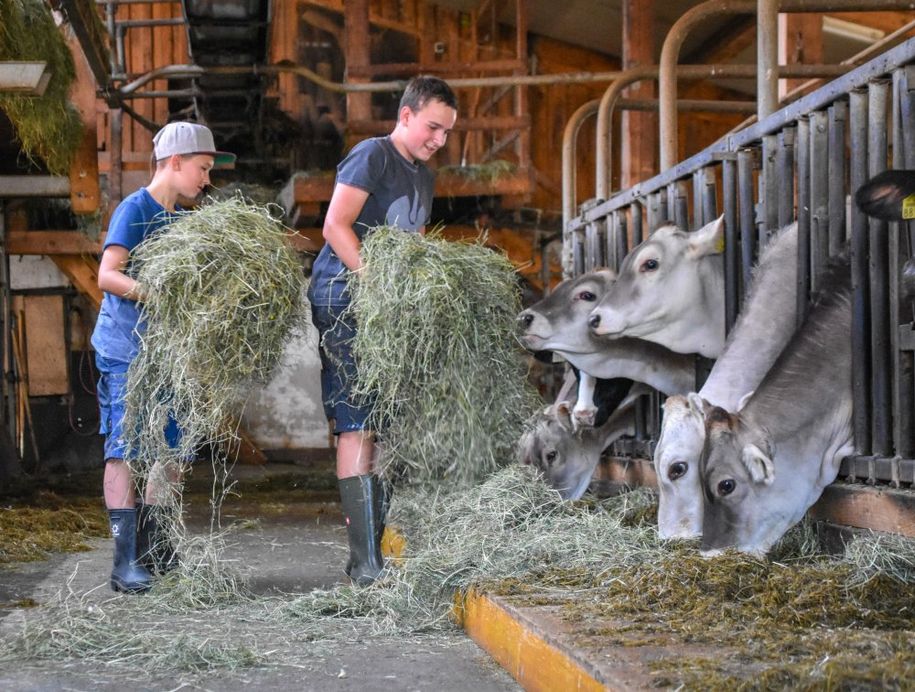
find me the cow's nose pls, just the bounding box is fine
[518,311,534,329]
[588,313,601,329]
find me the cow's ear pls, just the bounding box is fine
[687,392,708,417]
[687,215,725,258]
[555,401,575,432]
[736,390,754,412]
[741,443,775,485]
[595,267,618,282]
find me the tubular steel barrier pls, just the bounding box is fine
[565,38,915,486]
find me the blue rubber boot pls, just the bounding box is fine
[108,508,152,593]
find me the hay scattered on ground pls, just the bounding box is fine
[0,0,84,174]
[279,466,665,634]
[0,494,107,564]
[347,226,540,486]
[123,196,307,470]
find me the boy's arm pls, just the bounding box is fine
[98,245,144,300]
[322,182,370,271]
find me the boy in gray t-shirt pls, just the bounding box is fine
[307,75,458,585]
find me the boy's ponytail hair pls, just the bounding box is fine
[399,75,458,112]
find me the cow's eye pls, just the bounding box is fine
[577,291,596,301]
[717,479,736,496]
[545,450,558,464]
[668,461,688,481]
[640,258,659,272]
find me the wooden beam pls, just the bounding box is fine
[50,255,103,309]
[684,16,757,65]
[621,0,657,188]
[7,231,102,255]
[828,11,915,36]
[809,484,915,538]
[348,115,531,135]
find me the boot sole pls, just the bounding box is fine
[110,578,152,594]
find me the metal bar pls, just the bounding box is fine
[0,177,70,197]
[115,17,185,28]
[868,79,892,456]
[631,201,643,247]
[562,100,599,263]
[892,67,914,458]
[757,0,778,119]
[796,117,812,326]
[810,111,829,291]
[776,126,795,230]
[674,182,690,231]
[827,101,848,257]
[0,203,11,446]
[723,156,740,332]
[617,214,629,269]
[737,148,756,302]
[849,88,872,455]
[761,134,778,245]
[692,171,703,229]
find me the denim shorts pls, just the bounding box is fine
[310,304,375,434]
[95,354,182,462]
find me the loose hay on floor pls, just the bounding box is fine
[347,226,541,486]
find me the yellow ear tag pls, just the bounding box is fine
[714,234,726,253]
[903,193,915,220]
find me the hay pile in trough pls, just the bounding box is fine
[438,160,516,184]
[347,226,540,486]
[0,0,85,174]
[122,196,307,470]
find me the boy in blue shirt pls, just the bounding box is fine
[308,76,458,585]
[92,121,234,593]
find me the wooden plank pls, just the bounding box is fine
[13,295,68,397]
[810,484,915,538]
[8,231,102,255]
[51,255,102,309]
[782,13,824,95]
[621,0,657,188]
[69,127,101,215]
[348,115,530,134]
[344,0,372,126]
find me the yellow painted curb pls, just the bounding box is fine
[455,590,608,692]
[385,526,607,690]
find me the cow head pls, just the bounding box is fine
[587,216,726,358]
[517,269,616,354]
[517,402,600,500]
[855,169,915,222]
[697,405,786,556]
[653,393,708,540]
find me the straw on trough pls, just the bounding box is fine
[0,0,85,174]
[122,196,307,471]
[346,226,541,486]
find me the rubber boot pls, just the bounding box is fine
[108,508,152,593]
[136,502,178,575]
[372,478,390,550]
[339,475,385,586]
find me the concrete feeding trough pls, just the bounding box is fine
[0,61,51,96]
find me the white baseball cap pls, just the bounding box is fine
[152,121,236,167]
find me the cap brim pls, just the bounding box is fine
[212,151,236,169]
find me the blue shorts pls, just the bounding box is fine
[95,354,182,463]
[310,304,375,434]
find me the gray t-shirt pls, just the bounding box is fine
[307,136,435,307]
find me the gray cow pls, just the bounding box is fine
[517,270,696,426]
[654,223,798,539]
[699,262,853,555]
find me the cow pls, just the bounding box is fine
[588,216,726,359]
[699,260,853,556]
[517,270,696,425]
[518,385,645,500]
[654,223,798,539]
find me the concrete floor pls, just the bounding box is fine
[0,462,520,692]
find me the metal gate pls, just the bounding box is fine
[564,38,915,487]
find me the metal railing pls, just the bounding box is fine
[565,38,915,486]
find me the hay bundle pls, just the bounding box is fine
[123,196,307,469]
[0,0,85,174]
[348,226,540,486]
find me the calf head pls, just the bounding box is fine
[517,269,616,353]
[588,216,725,358]
[517,402,600,500]
[699,406,786,556]
[653,393,708,540]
